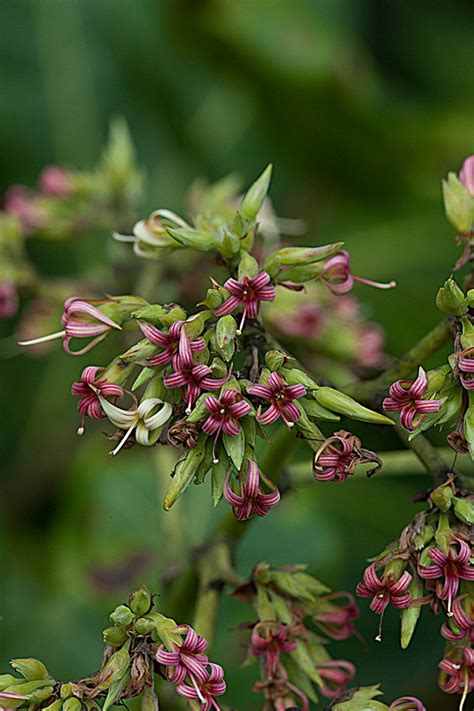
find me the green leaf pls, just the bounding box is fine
[284,655,318,703]
[216,315,237,361]
[223,428,245,470]
[334,685,386,711]
[291,640,323,686]
[255,584,276,621]
[400,578,424,649]
[163,436,207,510]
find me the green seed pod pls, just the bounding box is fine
[129,585,153,616]
[435,279,467,316]
[314,387,394,425]
[240,164,272,222]
[163,435,207,510]
[109,605,134,627]
[10,659,50,682]
[103,626,128,647]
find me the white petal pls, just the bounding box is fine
[99,396,138,429]
[144,401,173,430]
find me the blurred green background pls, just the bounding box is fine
[1,1,474,709]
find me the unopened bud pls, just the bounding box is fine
[140,688,159,711]
[240,164,272,222]
[314,387,394,425]
[238,251,259,280]
[10,659,50,682]
[98,648,130,689]
[453,496,474,525]
[129,585,152,616]
[103,626,128,647]
[62,698,82,711]
[430,481,454,512]
[264,350,286,371]
[109,605,134,627]
[442,172,474,232]
[133,616,155,636]
[59,683,74,700]
[436,279,467,316]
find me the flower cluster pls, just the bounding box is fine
[19,165,394,520]
[233,562,358,707]
[356,479,474,704]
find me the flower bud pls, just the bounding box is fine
[240,164,272,222]
[156,305,187,326]
[279,367,318,391]
[163,436,207,510]
[0,675,21,690]
[261,252,281,278]
[201,288,224,309]
[314,387,394,425]
[442,172,474,232]
[453,496,474,524]
[238,250,259,280]
[435,279,467,316]
[430,481,454,512]
[103,626,128,647]
[9,659,50,681]
[133,617,155,635]
[129,585,152,616]
[275,262,324,284]
[166,225,220,251]
[400,578,424,649]
[140,688,159,711]
[62,698,82,711]
[98,648,131,689]
[59,683,74,700]
[266,243,343,267]
[216,315,236,361]
[264,350,286,371]
[43,700,64,711]
[109,605,134,627]
[130,305,167,324]
[463,391,474,459]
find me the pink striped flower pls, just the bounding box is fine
[321,250,395,295]
[417,538,474,616]
[313,430,381,483]
[459,155,474,196]
[438,646,474,696]
[441,597,474,643]
[356,564,412,641]
[382,366,441,431]
[139,320,205,368]
[389,697,426,711]
[60,298,122,355]
[223,459,280,521]
[315,659,356,699]
[248,372,306,428]
[313,592,360,641]
[202,390,252,463]
[455,347,474,390]
[164,364,229,413]
[250,622,297,678]
[71,366,124,435]
[156,625,209,687]
[176,662,226,711]
[214,271,275,334]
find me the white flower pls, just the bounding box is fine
[99,396,173,454]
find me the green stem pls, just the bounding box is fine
[191,427,296,642]
[344,318,451,403]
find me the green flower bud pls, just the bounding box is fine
[157,305,187,326]
[430,481,455,512]
[98,648,131,689]
[314,387,394,425]
[131,367,156,392]
[59,683,74,700]
[453,496,474,524]
[216,315,236,362]
[464,391,474,460]
[130,305,167,324]
[266,243,343,267]
[120,338,162,364]
[264,350,287,371]
[442,172,474,232]
[240,164,272,222]
[133,616,155,636]
[261,252,281,279]
[140,688,159,711]
[436,279,467,316]
[184,310,213,340]
[166,225,219,251]
[146,613,182,649]
[201,288,223,310]
[4,680,54,697]
[62,698,82,711]
[238,251,259,280]
[460,317,474,350]
[299,397,341,422]
[0,675,22,690]
[163,435,207,510]
[43,700,64,711]
[103,626,128,647]
[129,585,152,616]
[219,228,240,258]
[279,367,318,391]
[400,577,424,650]
[275,262,324,284]
[210,357,228,379]
[109,605,134,627]
[10,659,50,682]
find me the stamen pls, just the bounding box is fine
[77,426,85,436]
[18,329,66,347]
[375,609,385,642]
[236,304,248,336]
[189,673,206,705]
[109,425,135,456]
[459,670,469,711]
[278,407,295,429]
[353,276,397,290]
